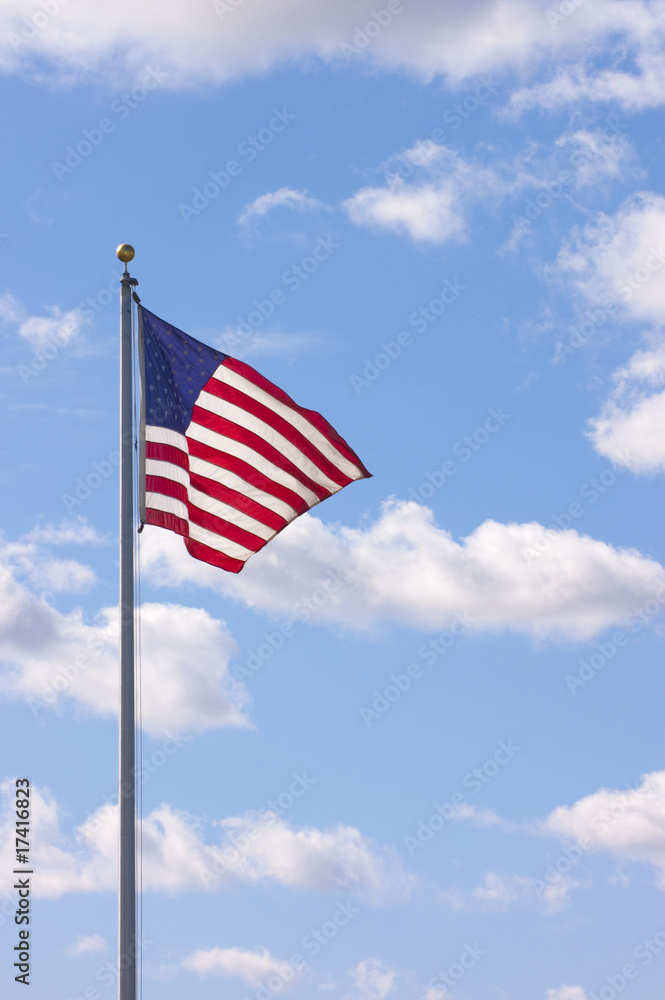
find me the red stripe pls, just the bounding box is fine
[191,406,330,502]
[222,357,372,478]
[185,536,245,574]
[146,439,189,472]
[187,437,308,514]
[187,501,267,553]
[145,508,189,538]
[146,474,188,506]
[190,470,286,533]
[204,377,351,488]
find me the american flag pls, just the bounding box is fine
[140,308,371,573]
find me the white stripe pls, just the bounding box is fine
[188,520,256,562]
[189,454,297,521]
[186,419,322,507]
[212,365,364,480]
[146,458,189,488]
[197,390,341,493]
[146,492,188,523]
[188,487,274,541]
[145,425,189,452]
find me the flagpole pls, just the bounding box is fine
[117,243,137,1000]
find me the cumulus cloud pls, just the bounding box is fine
[238,188,325,228]
[587,339,665,473]
[67,934,107,956]
[1,0,663,115]
[343,141,501,244]
[545,988,589,1000]
[542,770,665,886]
[554,129,640,190]
[0,783,411,902]
[440,871,581,913]
[182,945,302,988]
[555,192,665,325]
[348,959,397,1000]
[22,517,107,547]
[0,291,87,352]
[0,533,249,737]
[140,499,665,641]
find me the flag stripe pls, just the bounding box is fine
[210,364,364,480]
[188,486,275,542]
[141,309,369,573]
[184,536,245,574]
[146,491,189,525]
[204,376,352,488]
[187,437,308,515]
[189,470,288,532]
[193,399,333,500]
[223,356,371,476]
[187,414,323,506]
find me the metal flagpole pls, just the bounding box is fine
[117,243,137,1000]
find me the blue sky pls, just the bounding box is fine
[1,3,664,999]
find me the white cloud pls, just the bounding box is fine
[343,141,500,244]
[67,934,107,956]
[183,945,302,989]
[0,783,411,902]
[542,770,665,886]
[440,871,580,912]
[349,960,397,1000]
[554,129,640,189]
[23,517,107,546]
[140,499,665,641]
[1,0,663,115]
[0,533,249,737]
[555,192,665,325]
[217,329,323,359]
[238,187,324,228]
[587,339,665,474]
[0,292,87,352]
[546,987,590,1000]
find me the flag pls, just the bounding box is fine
[139,308,371,573]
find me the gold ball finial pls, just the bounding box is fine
[116,243,135,264]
